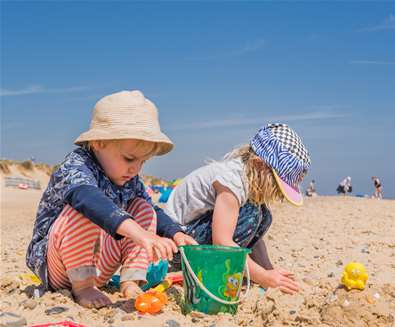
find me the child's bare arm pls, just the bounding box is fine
[211,182,298,294]
[211,181,240,246]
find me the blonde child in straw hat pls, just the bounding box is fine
[165,123,311,294]
[26,90,196,308]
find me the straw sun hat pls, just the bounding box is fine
[74,90,174,155]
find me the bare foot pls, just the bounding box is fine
[120,280,143,299]
[71,278,112,309]
[73,286,112,308]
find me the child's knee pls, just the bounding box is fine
[50,205,102,253]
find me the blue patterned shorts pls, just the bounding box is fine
[170,202,272,271]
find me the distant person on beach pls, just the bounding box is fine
[371,176,383,199]
[305,179,317,197]
[165,123,311,294]
[26,90,196,308]
[337,176,352,195]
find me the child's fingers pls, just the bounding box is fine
[160,239,174,261]
[153,247,161,262]
[281,278,299,292]
[154,242,168,261]
[143,243,154,262]
[186,235,198,245]
[279,278,299,294]
[165,237,178,253]
[285,277,299,289]
[278,268,294,276]
[176,238,186,246]
[173,233,198,247]
[283,272,295,280]
[279,285,297,295]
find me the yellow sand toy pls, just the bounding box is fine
[341,262,368,290]
[18,273,41,286]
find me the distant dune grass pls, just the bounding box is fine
[0,161,11,174]
[0,160,169,185]
[0,159,54,176]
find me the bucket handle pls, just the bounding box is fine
[180,247,250,305]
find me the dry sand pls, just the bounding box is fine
[1,168,395,327]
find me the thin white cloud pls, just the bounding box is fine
[187,38,265,60]
[358,14,395,32]
[0,85,93,97]
[0,85,45,96]
[350,60,395,65]
[229,39,266,56]
[168,111,348,131]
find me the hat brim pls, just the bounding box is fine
[272,169,303,206]
[74,129,173,156]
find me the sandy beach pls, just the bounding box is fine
[1,165,395,327]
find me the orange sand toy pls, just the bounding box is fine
[135,279,172,314]
[135,291,167,313]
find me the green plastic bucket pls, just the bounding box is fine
[180,245,250,315]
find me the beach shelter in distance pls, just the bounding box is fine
[146,186,154,197]
[171,178,183,187]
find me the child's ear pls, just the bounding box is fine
[90,140,106,151]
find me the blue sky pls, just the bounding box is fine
[1,2,395,198]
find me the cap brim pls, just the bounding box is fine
[272,169,303,206]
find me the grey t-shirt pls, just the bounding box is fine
[164,157,249,225]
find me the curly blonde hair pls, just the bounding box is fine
[225,145,284,206]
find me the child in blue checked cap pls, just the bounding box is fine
[26,90,196,308]
[165,123,311,294]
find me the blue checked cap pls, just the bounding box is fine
[250,123,311,189]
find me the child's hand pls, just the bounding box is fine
[116,219,178,262]
[173,232,198,246]
[262,268,299,294]
[137,231,178,262]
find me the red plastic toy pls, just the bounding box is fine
[29,321,86,327]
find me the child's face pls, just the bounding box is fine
[92,139,155,186]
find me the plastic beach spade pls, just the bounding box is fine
[142,260,168,291]
[109,260,168,291]
[180,245,250,315]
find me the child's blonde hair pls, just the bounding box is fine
[85,139,160,158]
[225,145,284,206]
